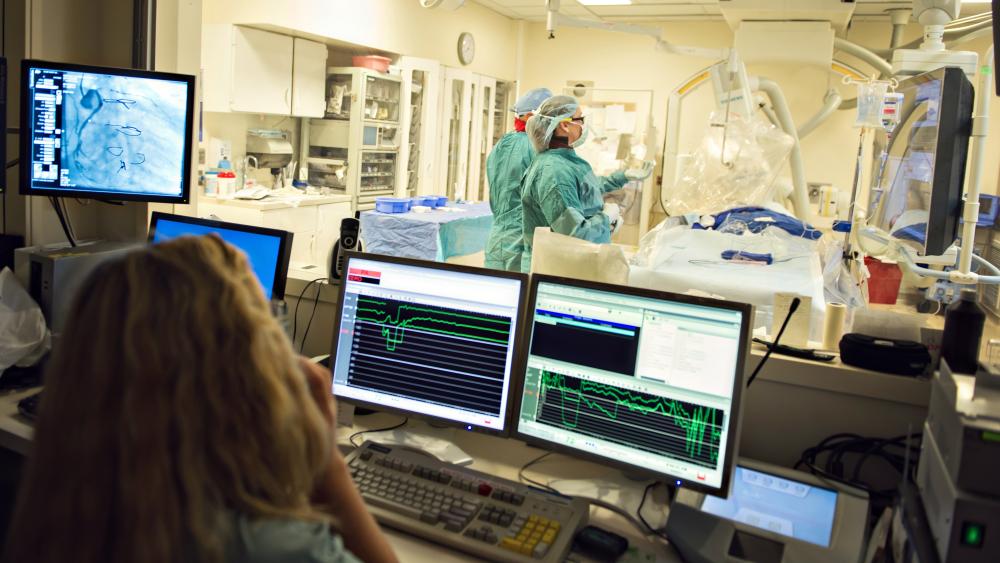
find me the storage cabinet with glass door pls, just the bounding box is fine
[467,78,515,203]
[437,72,515,204]
[396,57,442,199]
[304,67,402,210]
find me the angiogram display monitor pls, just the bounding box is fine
[515,276,752,496]
[331,254,527,435]
[148,212,293,300]
[21,60,195,203]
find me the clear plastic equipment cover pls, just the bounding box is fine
[666,112,793,217]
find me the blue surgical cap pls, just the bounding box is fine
[526,95,579,153]
[512,88,553,116]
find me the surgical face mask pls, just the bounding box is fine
[570,122,589,148]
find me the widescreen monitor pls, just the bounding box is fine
[148,212,292,300]
[868,66,974,257]
[514,275,752,497]
[330,253,527,436]
[21,59,195,203]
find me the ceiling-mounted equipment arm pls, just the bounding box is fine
[797,89,843,139]
[544,0,728,60]
[833,37,894,77]
[756,77,811,222]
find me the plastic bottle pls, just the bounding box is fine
[204,170,219,196]
[218,170,237,196]
[217,158,236,196]
[940,289,986,374]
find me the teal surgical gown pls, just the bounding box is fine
[484,131,534,271]
[520,148,629,272]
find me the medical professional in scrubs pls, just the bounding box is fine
[483,87,552,271]
[520,95,653,272]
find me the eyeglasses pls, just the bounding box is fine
[563,116,586,124]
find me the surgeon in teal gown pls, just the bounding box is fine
[519,95,654,272]
[484,87,552,271]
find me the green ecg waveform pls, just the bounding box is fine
[540,372,722,462]
[356,297,511,352]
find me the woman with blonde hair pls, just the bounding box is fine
[4,235,397,563]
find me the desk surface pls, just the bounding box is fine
[201,193,353,210]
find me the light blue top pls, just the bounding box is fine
[520,148,628,272]
[224,512,361,563]
[484,131,535,271]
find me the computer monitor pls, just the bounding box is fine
[330,253,528,436]
[699,464,840,547]
[514,275,752,497]
[20,59,195,203]
[148,212,293,300]
[868,66,974,257]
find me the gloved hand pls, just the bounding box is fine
[603,203,622,234]
[625,160,655,181]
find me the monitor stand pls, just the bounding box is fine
[364,421,474,466]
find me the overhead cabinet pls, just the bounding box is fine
[202,25,326,117]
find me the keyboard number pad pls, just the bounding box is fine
[499,514,561,558]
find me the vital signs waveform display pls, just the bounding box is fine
[344,296,514,416]
[535,372,724,468]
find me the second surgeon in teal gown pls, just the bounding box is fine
[484,87,552,271]
[519,95,654,272]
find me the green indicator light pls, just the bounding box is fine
[961,522,985,548]
[982,430,1000,444]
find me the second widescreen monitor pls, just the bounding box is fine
[514,275,752,497]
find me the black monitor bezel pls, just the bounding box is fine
[874,67,973,257]
[20,59,196,204]
[512,273,753,498]
[329,251,530,438]
[994,0,1000,97]
[147,211,293,300]
[921,67,973,257]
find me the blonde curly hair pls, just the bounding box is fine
[6,235,331,563]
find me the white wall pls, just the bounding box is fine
[149,0,203,219]
[202,0,519,80]
[518,20,1000,218]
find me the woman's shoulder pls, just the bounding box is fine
[225,512,361,563]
